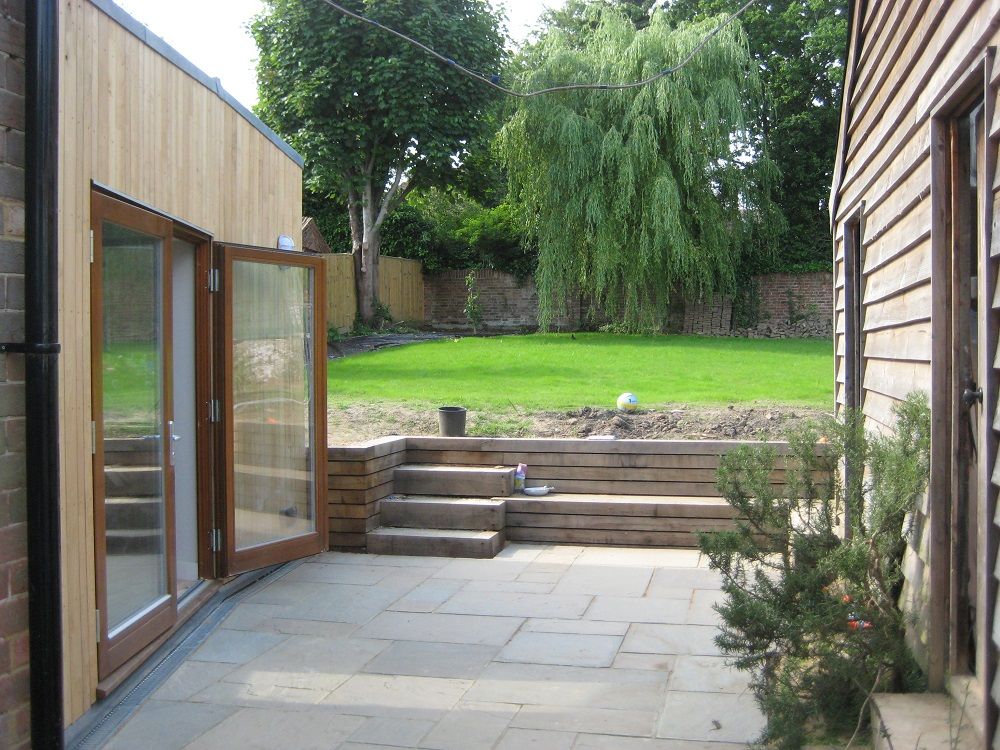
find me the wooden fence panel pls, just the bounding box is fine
[324,254,424,332]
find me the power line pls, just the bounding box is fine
[315,0,759,98]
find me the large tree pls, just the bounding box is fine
[500,7,779,330]
[252,0,505,323]
[661,0,848,271]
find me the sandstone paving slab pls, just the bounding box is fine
[531,544,585,564]
[657,690,765,744]
[150,661,236,702]
[104,700,235,750]
[432,557,530,581]
[461,579,555,594]
[494,727,578,749]
[586,595,689,624]
[497,631,622,668]
[388,578,467,613]
[321,674,473,720]
[221,635,389,691]
[648,567,723,594]
[686,588,727,626]
[622,623,723,656]
[242,580,339,606]
[282,561,396,586]
[276,582,413,624]
[418,701,519,750]
[362,640,498,680]
[611,652,676,672]
[357,611,524,645]
[437,590,592,619]
[670,655,749,694]
[348,716,435,747]
[188,680,331,710]
[510,704,657,737]
[189,629,287,664]
[183,706,365,750]
[574,546,702,568]
[462,662,669,712]
[554,565,653,597]
[219,602,285,631]
[523,617,629,636]
[248,618,359,638]
[317,551,452,568]
[493,544,544,562]
[574,734,750,749]
[516,563,571,583]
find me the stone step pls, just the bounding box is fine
[104,466,162,498]
[381,495,505,531]
[105,497,162,530]
[871,693,980,750]
[394,464,515,498]
[367,527,505,558]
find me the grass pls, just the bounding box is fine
[327,333,833,410]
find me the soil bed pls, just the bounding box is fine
[328,402,829,445]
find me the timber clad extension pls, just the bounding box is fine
[832,0,1000,745]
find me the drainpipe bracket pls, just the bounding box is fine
[0,342,61,354]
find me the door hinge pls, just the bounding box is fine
[90,421,96,454]
[209,399,221,423]
[210,529,222,552]
[95,609,101,642]
[89,229,95,264]
[208,268,221,292]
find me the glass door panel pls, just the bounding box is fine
[92,192,176,678]
[101,222,169,631]
[220,246,327,574]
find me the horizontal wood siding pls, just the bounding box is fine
[59,0,303,724]
[327,438,407,548]
[833,0,1000,735]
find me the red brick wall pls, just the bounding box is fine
[753,272,834,326]
[423,269,581,331]
[0,2,27,748]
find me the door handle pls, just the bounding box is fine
[962,386,983,408]
[168,420,180,466]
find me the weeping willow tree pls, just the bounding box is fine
[499,9,781,330]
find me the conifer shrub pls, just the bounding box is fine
[699,393,931,748]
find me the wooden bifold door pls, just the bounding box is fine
[91,191,327,680]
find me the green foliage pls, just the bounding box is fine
[700,393,931,748]
[661,0,848,273]
[464,271,483,333]
[349,301,394,336]
[499,8,781,330]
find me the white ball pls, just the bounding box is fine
[616,392,638,412]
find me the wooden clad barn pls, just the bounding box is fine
[52,0,328,729]
[832,0,1000,743]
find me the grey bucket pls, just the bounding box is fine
[438,406,467,437]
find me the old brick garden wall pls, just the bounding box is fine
[0,2,27,748]
[423,268,832,337]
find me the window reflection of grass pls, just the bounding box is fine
[102,343,159,437]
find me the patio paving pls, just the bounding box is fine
[102,544,764,749]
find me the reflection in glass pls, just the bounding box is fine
[232,260,316,549]
[100,222,169,633]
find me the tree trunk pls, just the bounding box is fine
[347,187,380,326]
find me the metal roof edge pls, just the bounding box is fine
[88,0,305,168]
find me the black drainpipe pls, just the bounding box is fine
[21,0,63,747]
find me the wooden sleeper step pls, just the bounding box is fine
[367,527,505,558]
[381,495,505,531]
[393,464,515,498]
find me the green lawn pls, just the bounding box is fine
[327,334,833,410]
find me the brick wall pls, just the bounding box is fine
[423,269,581,331]
[423,269,832,337]
[0,2,27,748]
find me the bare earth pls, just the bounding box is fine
[329,402,831,446]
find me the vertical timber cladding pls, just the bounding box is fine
[832,0,1000,731]
[57,0,303,724]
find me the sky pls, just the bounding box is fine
[113,0,563,110]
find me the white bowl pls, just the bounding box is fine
[522,486,554,496]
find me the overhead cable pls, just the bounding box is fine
[315,0,759,97]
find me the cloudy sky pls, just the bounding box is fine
[114,0,562,109]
